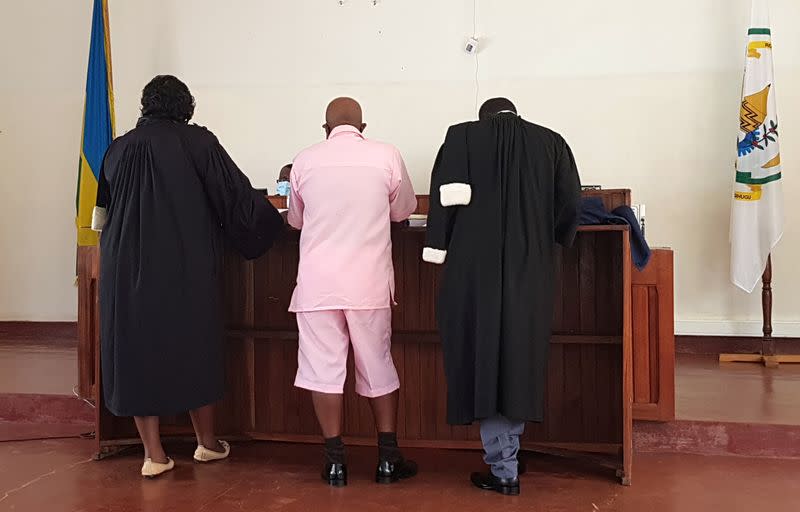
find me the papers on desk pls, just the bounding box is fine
[408,214,427,227]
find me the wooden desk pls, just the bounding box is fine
[77,190,675,486]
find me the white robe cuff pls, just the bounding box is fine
[439,183,471,207]
[91,207,107,232]
[422,247,447,265]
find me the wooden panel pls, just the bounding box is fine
[403,342,422,440]
[632,249,675,422]
[580,343,599,442]
[621,228,633,484]
[559,241,581,333]
[214,337,251,435]
[252,232,298,330]
[648,287,660,403]
[415,195,430,215]
[632,287,652,403]
[419,343,438,439]
[253,338,289,433]
[77,246,99,401]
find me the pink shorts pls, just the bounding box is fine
[294,308,400,398]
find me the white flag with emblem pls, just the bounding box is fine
[730,0,784,293]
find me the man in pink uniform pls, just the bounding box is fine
[288,97,418,487]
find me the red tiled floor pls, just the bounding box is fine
[676,354,800,425]
[0,439,798,512]
[0,394,94,424]
[0,422,91,442]
[3,339,799,426]
[635,419,800,458]
[0,343,77,395]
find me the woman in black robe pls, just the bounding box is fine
[91,75,283,477]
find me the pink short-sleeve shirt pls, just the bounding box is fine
[287,125,417,312]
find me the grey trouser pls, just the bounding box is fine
[480,414,526,479]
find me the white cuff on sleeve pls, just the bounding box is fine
[422,247,447,265]
[91,207,107,232]
[439,183,472,207]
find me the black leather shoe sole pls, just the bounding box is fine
[495,484,520,496]
[470,472,520,495]
[325,477,347,487]
[375,474,396,485]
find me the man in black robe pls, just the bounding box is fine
[423,98,581,495]
[92,75,283,478]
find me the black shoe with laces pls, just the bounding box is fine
[470,471,520,495]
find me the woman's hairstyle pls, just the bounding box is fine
[140,75,195,123]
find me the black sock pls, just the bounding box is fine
[378,431,401,463]
[324,436,346,465]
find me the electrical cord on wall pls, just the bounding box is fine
[473,0,480,115]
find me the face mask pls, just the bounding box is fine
[276,180,290,197]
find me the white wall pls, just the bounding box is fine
[0,1,165,320]
[1,0,798,334]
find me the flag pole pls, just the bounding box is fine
[760,254,778,368]
[721,254,800,365]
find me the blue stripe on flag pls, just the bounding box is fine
[82,0,113,180]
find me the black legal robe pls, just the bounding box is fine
[423,114,581,425]
[94,117,283,417]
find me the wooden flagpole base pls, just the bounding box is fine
[721,255,798,368]
[719,353,800,367]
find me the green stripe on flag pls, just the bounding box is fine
[736,171,781,185]
[748,28,771,35]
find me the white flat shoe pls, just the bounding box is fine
[194,440,230,463]
[141,457,175,478]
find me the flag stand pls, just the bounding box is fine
[720,255,800,366]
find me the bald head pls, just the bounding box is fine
[324,97,366,137]
[479,97,517,121]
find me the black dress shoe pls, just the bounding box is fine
[470,472,520,495]
[375,458,418,484]
[322,463,347,487]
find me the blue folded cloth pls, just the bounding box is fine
[579,197,651,270]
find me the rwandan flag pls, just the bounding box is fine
[76,0,115,246]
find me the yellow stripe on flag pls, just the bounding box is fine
[734,185,763,202]
[77,154,99,246]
